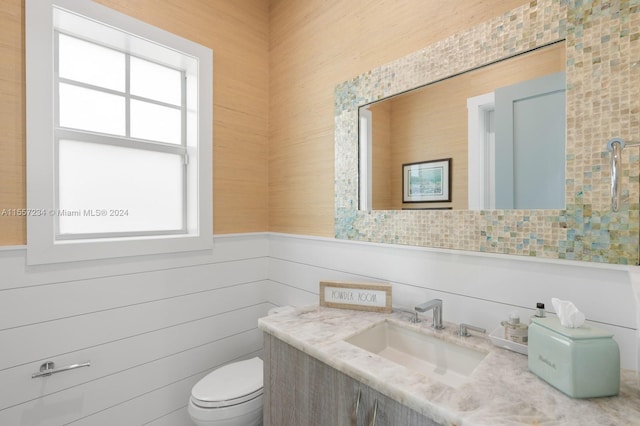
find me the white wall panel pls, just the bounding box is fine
[1,232,637,425]
[0,233,268,291]
[0,304,269,411]
[0,258,267,330]
[122,377,198,426]
[144,406,191,426]
[265,281,318,308]
[269,234,635,325]
[65,349,264,426]
[0,281,269,370]
[267,233,639,369]
[1,330,263,425]
[0,234,270,425]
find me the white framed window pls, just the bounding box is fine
[26,0,213,264]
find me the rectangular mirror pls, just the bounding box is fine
[335,0,639,265]
[359,41,566,211]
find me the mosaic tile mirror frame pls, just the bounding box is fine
[335,0,640,265]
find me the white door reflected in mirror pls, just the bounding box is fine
[468,72,565,210]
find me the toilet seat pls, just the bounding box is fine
[191,387,263,409]
[191,357,263,409]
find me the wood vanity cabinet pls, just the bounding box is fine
[263,334,440,426]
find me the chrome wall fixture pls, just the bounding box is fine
[607,138,640,212]
[31,360,91,378]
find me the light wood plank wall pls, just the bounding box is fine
[0,0,270,246]
[3,1,532,245]
[269,0,529,236]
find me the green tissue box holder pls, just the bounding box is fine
[528,317,620,398]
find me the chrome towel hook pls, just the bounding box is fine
[607,137,640,212]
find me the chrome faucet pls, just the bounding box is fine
[415,299,444,329]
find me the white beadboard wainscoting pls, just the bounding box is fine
[1,232,638,425]
[267,233,639,371]
[0,234,271,426]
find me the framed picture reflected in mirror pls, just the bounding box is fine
[402,158,452,203]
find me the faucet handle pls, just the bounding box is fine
[392,306,421,323]
[459,323,486,337]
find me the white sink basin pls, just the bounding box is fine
[345,321,487,388]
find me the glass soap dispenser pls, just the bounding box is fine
[502,312,528,344]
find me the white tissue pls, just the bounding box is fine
[551,298,586,328]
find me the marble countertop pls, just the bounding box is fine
[258,305,640,426]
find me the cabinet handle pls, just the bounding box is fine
[369,400,378,426]
[351,389,361,425]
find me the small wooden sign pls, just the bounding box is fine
[319,281,392,313]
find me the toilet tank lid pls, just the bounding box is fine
[192,357,263,403]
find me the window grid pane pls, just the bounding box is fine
[130,99,182,145]
[59,83,126,135]
[58,33,126,92]
[130,56,182,106]
[56,32,186,146]
[54,33,188,239]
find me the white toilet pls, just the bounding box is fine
[188,357,264,426]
